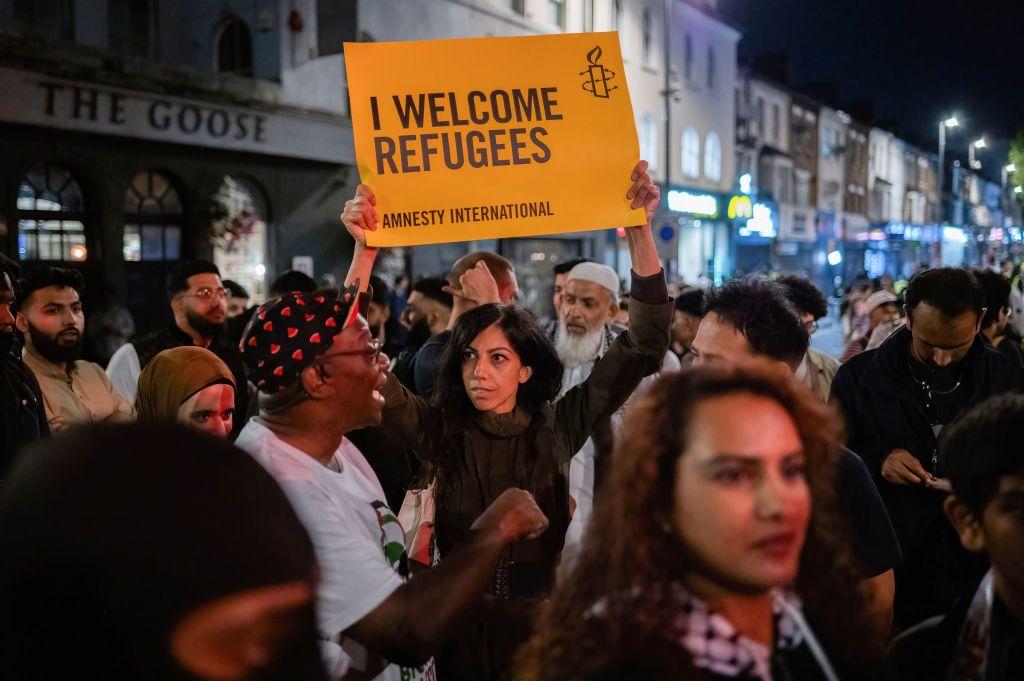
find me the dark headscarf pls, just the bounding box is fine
[0,423,327,680]
[136,346,235,422]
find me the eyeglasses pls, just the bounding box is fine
[181,287,228,301]
[804,320,819,334]
[318,338,383,365]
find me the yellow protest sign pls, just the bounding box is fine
[344,32,645,247]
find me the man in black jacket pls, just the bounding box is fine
[885,394,1024,680]
[0,262,48,481]
[831,267,1024,627]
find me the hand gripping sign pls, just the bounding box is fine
[344,32,645,247]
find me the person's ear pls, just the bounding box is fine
[300,362,334,400]
[778,359,798,376]
[171,581,312,681]
[975,308,987,334]
[903,304,912,330]
[14,311,28,334]
[607,301,620,324]
[518,365,533,384]
[943,495,985,553]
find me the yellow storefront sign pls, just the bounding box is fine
[727,195,752,220]
[344,32,645,247]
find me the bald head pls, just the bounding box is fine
[448,251,518,304]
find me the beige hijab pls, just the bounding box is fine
[135,347,235,422]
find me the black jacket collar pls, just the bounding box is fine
[857,326,989,403]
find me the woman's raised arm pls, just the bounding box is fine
[341,183,381,293]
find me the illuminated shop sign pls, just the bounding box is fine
[667,190,718,217]
[738,203,776,238]
[727,195,753,219]
[943,226,967,244]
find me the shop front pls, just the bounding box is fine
[0,65,355,335]
[657,187,729,284]
[940,226,969,268]
[774,203,815,278]
[971,225,1024,270]
[834,212,869,286]
[731,194,779,276]
[884,223,941,279]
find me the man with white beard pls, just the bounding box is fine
[551,262,680,568]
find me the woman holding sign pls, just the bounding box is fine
[341,160,671,679]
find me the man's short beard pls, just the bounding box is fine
[28,324,82,363]
[407,317,432,349]
[186,308,226,339]
[555,322,605,368]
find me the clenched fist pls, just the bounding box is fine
[341,184,379,248]
[472,488,549,544]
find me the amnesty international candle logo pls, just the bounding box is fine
[345,32,644,247]
[580,46,618,99]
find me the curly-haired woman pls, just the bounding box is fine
[516,363,884,681]
[340,161,672,679]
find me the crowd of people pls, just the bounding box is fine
[1,160,1023,680]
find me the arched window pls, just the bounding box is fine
[122,170,183,262]
[704,131,722,182]
[15,164,88,261]
[211,176,268,304]
[216,16,253,77]
[681,127,700,179]
[639,113,658,170]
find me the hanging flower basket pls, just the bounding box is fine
[207,176,257,252]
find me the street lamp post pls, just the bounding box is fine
[969,137,986,170]
[937,116,959,224]
[660,0,675,277]
[1003,164,1017,224]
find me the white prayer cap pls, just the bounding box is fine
[864,290,898,315]
[566,262,620,301]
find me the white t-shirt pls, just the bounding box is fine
[106,342,142,403]
[560,350,680,570]
[236,420,435,681]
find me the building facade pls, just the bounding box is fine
[659,0,740,285]
[772,92,818,279]
[0,0,357,333]
[356,0,737,305]
[733,72,788,276]
[838,119,870,281]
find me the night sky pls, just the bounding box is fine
[720,0,1024,181]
